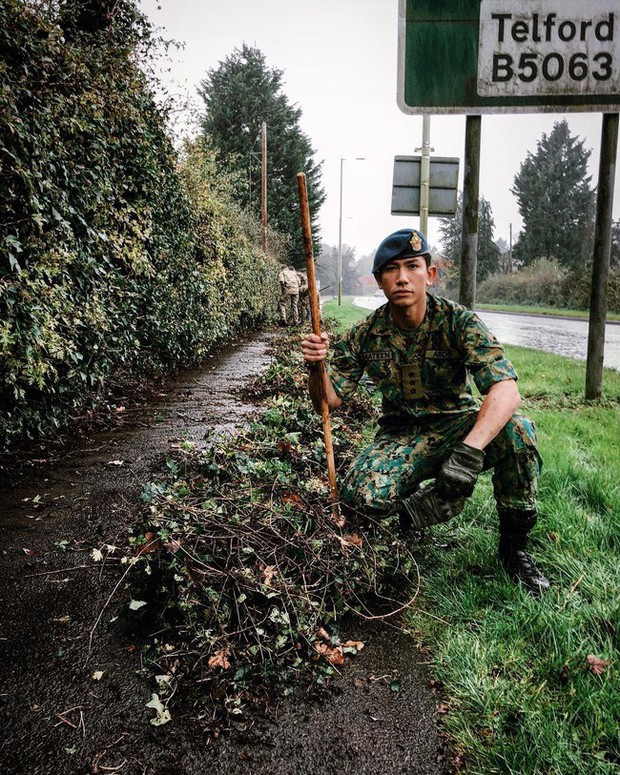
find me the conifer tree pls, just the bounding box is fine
[511,120,595,269]
[198,44,325,264]
[438,193,500,282]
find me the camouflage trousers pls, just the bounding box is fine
[341,411,541,515]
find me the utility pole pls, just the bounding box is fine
[459,115,481,310]
[261,121,267,252]
[586,112,618,399]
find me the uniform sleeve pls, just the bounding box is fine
[458,311,518,394]
[327,328,365,401]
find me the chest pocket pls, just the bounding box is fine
[422,349,463,392]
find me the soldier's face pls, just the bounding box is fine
[376,257,436,307]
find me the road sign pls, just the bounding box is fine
[391,156,459,215]
[398,0,620,113]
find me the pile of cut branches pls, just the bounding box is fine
[125,328,419,728]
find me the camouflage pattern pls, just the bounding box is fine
[327,294,541,514]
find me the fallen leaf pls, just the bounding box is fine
[281,492,302,506]
[436,702,450,714]
[145,693,172,726]
[137,532,161,556]
[586,654,611,675]
[342,640,365,652]
[163,537,182,554]
[315,627,331,641]
[128,599,147,611]
[208,648,231,670]
[91,548,104,563]
[91,670,104,681]
[313,641,345,666]
[344,533,363,548]
[262,565,277,586]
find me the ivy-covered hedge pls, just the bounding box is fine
[477,258,620,312]
[0,1,279,450]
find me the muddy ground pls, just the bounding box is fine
[0,330,451,775]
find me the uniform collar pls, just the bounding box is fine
[372,293,436,336]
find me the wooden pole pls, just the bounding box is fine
[586,112,618,400]
[296,172,341,525]
[459,115,481,310]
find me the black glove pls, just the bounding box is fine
[435,442,485,500]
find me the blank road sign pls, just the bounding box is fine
[391,156,459,216]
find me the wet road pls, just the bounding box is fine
[352,297,620,371]
[477,310,620,371]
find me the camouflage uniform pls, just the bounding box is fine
[328,293,541,515]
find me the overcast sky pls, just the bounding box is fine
[139,0,620,259]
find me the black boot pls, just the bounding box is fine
[498,508,550,597]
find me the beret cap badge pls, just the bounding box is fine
[409,232,423,252]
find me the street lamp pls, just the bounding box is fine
[337,156,365,306]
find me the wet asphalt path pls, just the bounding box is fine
[0,330,449,775]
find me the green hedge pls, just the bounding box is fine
[0,1,278,450]
[477,258,620,312]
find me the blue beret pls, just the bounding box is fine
[372,228,429,274]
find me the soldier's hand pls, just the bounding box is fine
[435,441,485,499]
[301,332,329,365]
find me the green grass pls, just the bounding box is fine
[323,300,620,772]
[403,355,620,773]
[322,297,368,328]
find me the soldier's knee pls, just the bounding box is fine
[503,413,539,451]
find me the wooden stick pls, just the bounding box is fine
[296,172,342,526]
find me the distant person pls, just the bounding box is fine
[300,228,549,596]
[297,270,310,321]
[278,266,301,326]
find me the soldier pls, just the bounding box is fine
[297,269,310,321]
[301,228,549,596]
[278,265,301,326]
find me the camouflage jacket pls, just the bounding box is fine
[329,293,517,425]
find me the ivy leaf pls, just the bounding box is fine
[145,693,172,726]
